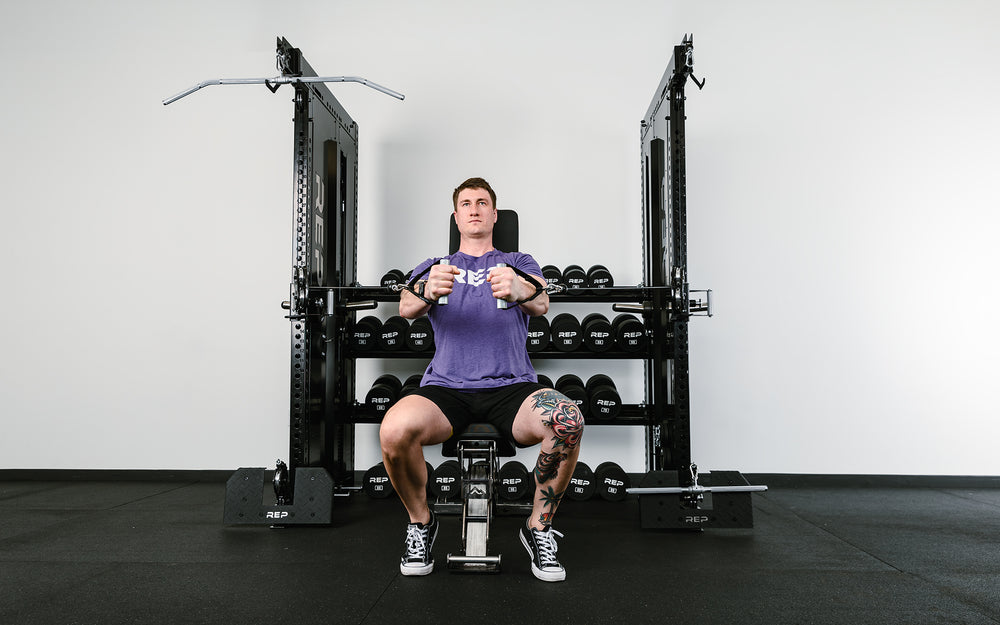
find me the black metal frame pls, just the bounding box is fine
[640,35,701,477]
[279,35,705,484]
[280,37,358,487]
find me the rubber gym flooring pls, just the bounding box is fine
[1,472,999,625]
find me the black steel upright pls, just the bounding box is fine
[640,35,700,478]
[280,37,358,486]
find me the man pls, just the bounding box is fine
[379,177,584,582]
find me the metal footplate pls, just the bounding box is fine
[446,440,502,573]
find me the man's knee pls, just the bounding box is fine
[379,408,413,456]
[529,389,585,449]
[379,396,452,458]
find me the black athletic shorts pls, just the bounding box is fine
[410,382,546,449]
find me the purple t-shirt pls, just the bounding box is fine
[410,250,542,389]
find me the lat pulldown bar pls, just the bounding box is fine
[162,75,405,106]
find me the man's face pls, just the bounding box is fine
[453,187,497,238]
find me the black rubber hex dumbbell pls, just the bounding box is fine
[594,461,630,502]
[561,264,587,290]
[366,374,402,415]
[581,313,614,352]
[586,264,614,290]
[555,374,588,416]
[612,313,646,353]
[350,316,382,352]
[378,316,409,351]
[527,315,550,352]
[566,462,596,501]
[550,313,582,352]
[586,374,621,420]
[406,317,434,352]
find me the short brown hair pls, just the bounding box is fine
[452,177,497,211]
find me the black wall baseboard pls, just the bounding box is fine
[1,469,999,489]
[744,473,1000,489]
[0,469,233,482]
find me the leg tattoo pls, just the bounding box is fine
[537,485,564,527]
[531,390,584,451]
[535,449,567,484]
[530,389,584,493]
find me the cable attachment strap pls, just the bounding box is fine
[401,267,436,306]
[505,266,546,308]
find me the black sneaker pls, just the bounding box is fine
[400,512,438,576]
[519,521,566,582]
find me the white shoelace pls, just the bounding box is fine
[404,524,429,559]
[533,528,564,567]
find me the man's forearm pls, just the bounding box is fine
[399,289,431,319]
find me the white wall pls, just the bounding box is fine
[1,0,997,475]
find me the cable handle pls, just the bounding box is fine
[495,263,508,309]
[437,259,450,305]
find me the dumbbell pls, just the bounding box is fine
[541,265,562,287]
[429,460,462,500]
[554,374,588,415]
[612,313,646,353]
[586,264,614,290]
[561,265,587,290]
[527,315,550,352]
[362,462,395,499]
[380,269,406,289]
[586,374,622,419]
[400,374,424,398]
[406,317,434,351]
[566,462,596,501]
[536,374,554,389]
[350,316,382,352]
[549,313,582,352]
[365,374,402,415]
[594,462,630,502]
[581,313,613,352]
[378,316,409,351]
[497,461,533,501]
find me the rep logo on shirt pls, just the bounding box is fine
[454,266,504,288]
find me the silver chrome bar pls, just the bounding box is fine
[627,485,768,495]
[163,75,405,105]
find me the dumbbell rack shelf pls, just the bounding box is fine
[349,349,648,359]
[336,285,651,304]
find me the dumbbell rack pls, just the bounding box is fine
[347,288,653,427]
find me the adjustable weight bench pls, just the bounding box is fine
[436,424,518,572]
[429,208,534,573]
